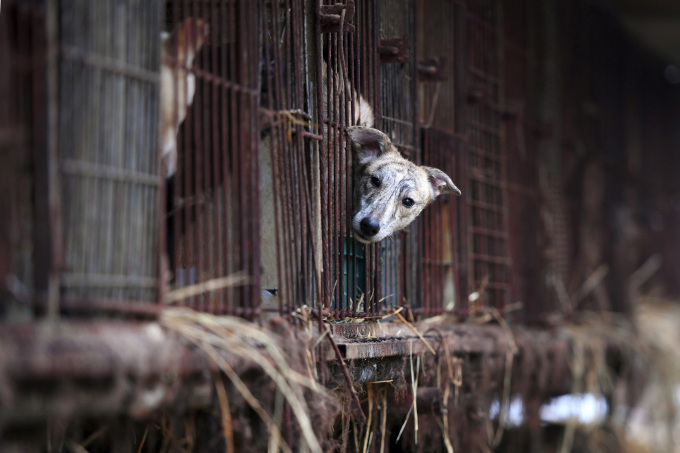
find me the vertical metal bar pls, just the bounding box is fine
[315,0,330,321]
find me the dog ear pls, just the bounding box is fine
[346,126,397,164]
[423,166,462,198]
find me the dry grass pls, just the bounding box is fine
[626,298,680,453]
[161,308,335,453]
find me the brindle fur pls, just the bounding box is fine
[348,126,461,243]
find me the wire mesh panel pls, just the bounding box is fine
[419,127,465,316]
[58,0,162,307]
[378,0,418,315]
[464,0,511,311]
[418,0,470,317]
[164,0,260,317]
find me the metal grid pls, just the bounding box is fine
[318,0,385,318]
[419,127,465,316]
[464,0,511,312]
[164,0,260,317]
[6,0,676,326]
[418,0,470,317]
[259,0,321,318]
[377,0,419,315]
[58,0,162,307]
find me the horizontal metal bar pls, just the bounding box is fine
[61,159,161,186]
[421,258,454,266]
[468,119,502,136]
[468,145,503,161]
[468,66,500,84]
[468,199,505,213]
[60,298,161,317]
[163,55,259,94]
[471,226,508,238]
[469,170,504,187]
[470,253,512,265]
[471,281,512,290]
[61,273,158,288]
[60,46,159,83]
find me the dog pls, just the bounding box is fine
[160,18,209,177]
[347,126,461,243]
[322,60,374,128]
[160,18,209,282]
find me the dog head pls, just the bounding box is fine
[347,126,461,243]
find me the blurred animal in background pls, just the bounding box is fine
[160,17,209,177]
[347,126,461,243]
[160,18,208,282]
[321,60,374,128]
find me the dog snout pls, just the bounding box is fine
[359,217,380,237]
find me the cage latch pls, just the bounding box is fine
[417,57,447,82]
[320,2,356,33]
[379,37,409,63]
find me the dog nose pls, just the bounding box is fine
[360,217,380,237]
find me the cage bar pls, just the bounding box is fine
[378,0,420,316]
[165,0,260,317]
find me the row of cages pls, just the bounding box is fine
[2,0,676,324]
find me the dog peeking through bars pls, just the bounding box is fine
[347,126,461,243]
[320,60,460,243]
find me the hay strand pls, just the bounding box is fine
[410,341,420,445]
[379,391,388,453]
[395,311,436,355]
[136,427,148,453]
[362,384,374,453]
[324,326,366,424]
[161,309,327,453]
[165,272,250,303]
[439,382,455,453]
[212,368,235,453]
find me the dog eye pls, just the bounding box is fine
[402,198,415,208]
[370,176,381,188]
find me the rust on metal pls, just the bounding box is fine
[378,36,409,63]
[417,57,447,81]
[165,0,260,318]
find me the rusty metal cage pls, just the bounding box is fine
[1,0,164,318]
[377,0,420,316]
[258,0,322,319]
[418,0,470,318]
[417,0,512,316]
[164,0,260,317]
[6,0,679,327]
[419,128,465,316]
[318,0,385,319]
[464,0,512,313]
[58,0,163,308]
